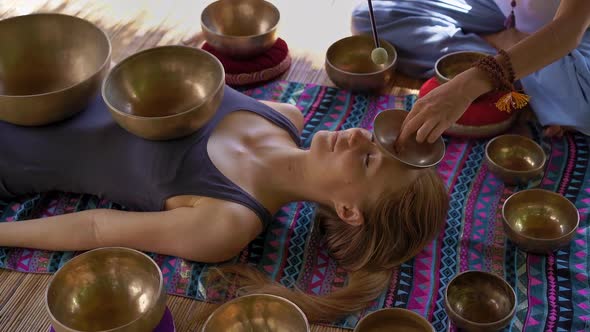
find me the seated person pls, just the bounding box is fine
[352,0,590,142]
[0,85,449,321]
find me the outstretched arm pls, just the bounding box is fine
[0,202,261,263]
[398,0,590,145]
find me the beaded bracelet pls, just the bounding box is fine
[473,49,530,113]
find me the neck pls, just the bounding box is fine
[254,146,329,209]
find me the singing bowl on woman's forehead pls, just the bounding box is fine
[445,271,516,331]
[502,189,579,254]
[46,247,167,332]
[353,308,435,332]
[201,0,280,58]
[0,13,111,126]
[202,294,310,332]
[102,45,225,140]
[373,109,445,168]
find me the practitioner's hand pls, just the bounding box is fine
[396,79,474,147]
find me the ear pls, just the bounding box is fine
[334,202,365,226]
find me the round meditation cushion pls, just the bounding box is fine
[202,38,291,87]
[419,77,518,138]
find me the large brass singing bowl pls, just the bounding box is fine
[103,45,225,140]
[201,0,280,58]
[485,134,546,185]
[445,271,516,332]
[46,247,166,332]
[0,13,111,126]
[353,308,435,332]
[325,35,397,93]
[202,294,310,332]
[503,189,579,254]
[373,109,445,168]
[435,51,488,84]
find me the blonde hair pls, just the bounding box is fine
[208,168,449,322]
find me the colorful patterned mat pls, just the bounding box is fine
[1,81,589,331]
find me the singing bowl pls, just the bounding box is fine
[102,45,225,140]
[373,109,445,168]
[201,294,310,332]
[485,134,546,185]
[325,35,397,93]
[45,247,166,332]
[201,0,280,58]
[435,51,488,84]
[353,308,435,332]
[0,13,111,126]
[445,271,516,331]
[503,189,579,254]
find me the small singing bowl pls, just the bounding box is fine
[202,294,310,332]
[445,271,516,331]
[0,13,111,126]
[435,51,488,84]
[325,35,397,93]
[353,308,435,332]
[102,45,225,140]
[485,134,546,185]
[503,189,580,254]
[373,109,445,168]
[45,247,166,332]
[201,0,280,58]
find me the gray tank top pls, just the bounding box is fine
[0,86,301,228]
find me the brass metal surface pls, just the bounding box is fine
[373,109,445,168]
[353,308,434,332]
[435,51,487,84]
[503,189,579,254]
[201,294,310,332]
[102,45,225,140]
[485,134,546,185]
[325,35,397,93]
[444,271,516,332]
[0,13,111,125]
[201,0,280,58]
[46,247,166,332]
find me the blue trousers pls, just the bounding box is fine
[352,0,590,134]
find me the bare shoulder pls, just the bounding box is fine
[260,100,304,133]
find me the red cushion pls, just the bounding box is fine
[418,77,512,126]
[202,38,291,86]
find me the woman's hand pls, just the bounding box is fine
[396,81,474,146]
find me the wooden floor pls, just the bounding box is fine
[0,1,423,331]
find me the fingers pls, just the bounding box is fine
[416,119,438,143]
[397,111,425,148]
[427,122,448,144]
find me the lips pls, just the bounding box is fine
[331,132,338,152]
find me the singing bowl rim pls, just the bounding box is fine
[325,35,398,76]
[353,308,435,332]
[434,50,488,84]
[201,293,311,331]
[101,45,225,120]
[502,188,580,242]
[444,270,517,328]
[200,0,280,39]
[0,12,112,98]
[485,134,547,174]
[373,109,446,168]
[44,247,165,332]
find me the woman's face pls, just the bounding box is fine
[308,128,420,208]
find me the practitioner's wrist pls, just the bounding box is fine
[451,67,494,101]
